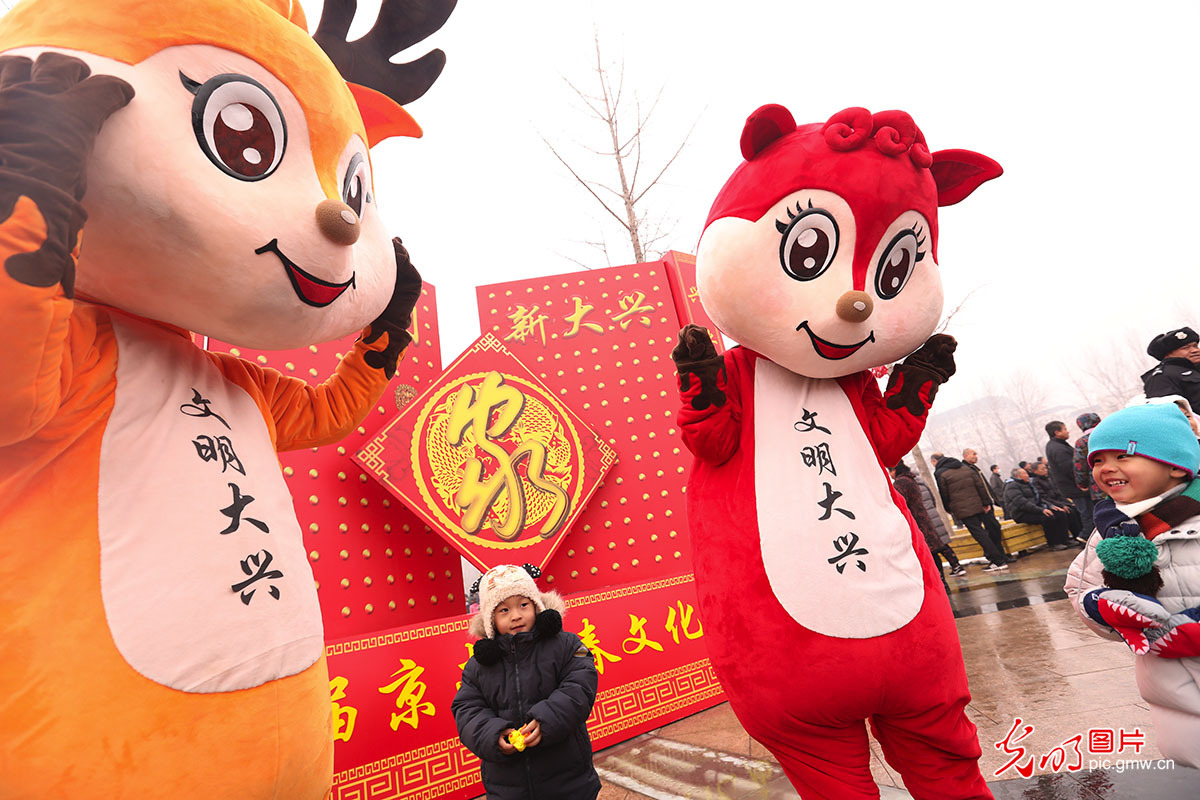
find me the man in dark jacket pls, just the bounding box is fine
[988,464,1010,519]
[1028,462,1084,543]
[1004,468,1073,550]
[933,453,1012,571]
[1141,326,1200,412]
[1072,412,1103,510]
[1045,420,1093,535]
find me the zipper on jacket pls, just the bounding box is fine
[512,637,536,800]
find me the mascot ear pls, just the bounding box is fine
[740,104,797,160]
[930,149,1003,206]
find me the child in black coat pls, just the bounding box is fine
[451,564,601,800]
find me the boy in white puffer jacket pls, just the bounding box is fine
[1065,403,1200,767]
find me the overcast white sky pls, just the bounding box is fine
[354,0,1200,413]
[7,0,1195,413]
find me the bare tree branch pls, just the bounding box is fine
[540,34,698,265]
[540,135,630,232]
[632,120,695,205]
[935,286,980,334]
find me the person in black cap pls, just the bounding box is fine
[1142,326,1200,411]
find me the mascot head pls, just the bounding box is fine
[0,0,454,348]
[697,105,1001,378]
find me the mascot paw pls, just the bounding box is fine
[0,52,134,198]
[884,334,957,415]
[363,237,422,378]
[0,52,134,295]
[671,324,726,410]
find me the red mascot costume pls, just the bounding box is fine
[672,105,1001,799]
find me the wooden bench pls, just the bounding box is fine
[948,519,1048,561]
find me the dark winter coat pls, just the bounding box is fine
[1004,478,1050,522]
[451,610,601,800]
[1142,357,1200,413]
[988,472,1007,509]
[915,475,951,545]
[933,457,992,519]
[1074,431,1103,501]
[894,474,940,550]
[1046,437,1086,499]
[965,462,1000,505]
[1031,472,1069,506]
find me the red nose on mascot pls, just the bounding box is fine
[671,105,1001,800]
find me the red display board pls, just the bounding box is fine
[356,333,616,573]
[206,284,463,638]
[659,250,726,343]
[475,256,712,593]
[327,572,723,799]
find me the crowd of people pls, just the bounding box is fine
[894,325,1200,586]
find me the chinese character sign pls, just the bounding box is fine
[476,261,701,594]
[326,572,722,800]
[358,334,615,573]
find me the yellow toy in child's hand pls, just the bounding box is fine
[508,730,526,752]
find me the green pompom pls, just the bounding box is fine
[1096,536,1159,579]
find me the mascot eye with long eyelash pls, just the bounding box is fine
[0,0,455,797]
[672,104,1002,800]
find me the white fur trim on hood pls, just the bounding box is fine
[468,564,567,639]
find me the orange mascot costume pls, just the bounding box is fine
[0,0,455,797]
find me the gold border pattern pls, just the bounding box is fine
[332,653,722,800]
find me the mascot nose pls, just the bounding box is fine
[315,199,361,246]
[835,291,874,323]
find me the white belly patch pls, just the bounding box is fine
[754,360,924,638]
[98,317,322,692]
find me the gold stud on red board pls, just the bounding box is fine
[358,333,615,573]
[474,256,713,591]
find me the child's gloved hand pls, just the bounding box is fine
[1148,608,1200,658]
[1082,589,1171,655]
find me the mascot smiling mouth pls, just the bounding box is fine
[255,239,356,308]
[795,320,875,360]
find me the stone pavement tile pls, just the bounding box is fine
[597,785,635,800]
[967,659,1142,723]
[987,772,1101,799]
[655,701,755,757]
[987,765,1200,799]
[748,737,776,762]
[1046,641,1139,678]
[866,728,903,790]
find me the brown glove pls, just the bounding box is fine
[0,52,134,295]
[362,237,422,378]
[885,333,956,416]
[671,324,726,411]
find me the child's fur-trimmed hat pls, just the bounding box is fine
[469,564,566,639]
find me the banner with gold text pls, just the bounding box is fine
[328,572,723,799]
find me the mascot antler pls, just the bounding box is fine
[314,0,458,106]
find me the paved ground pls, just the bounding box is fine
[586,547,1200,799]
